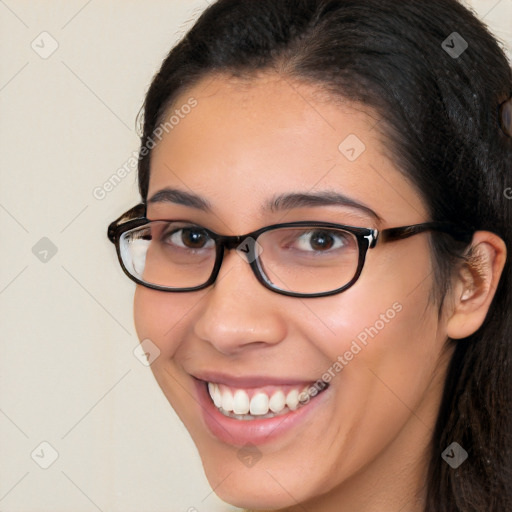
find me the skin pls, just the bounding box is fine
[133,73,506,512]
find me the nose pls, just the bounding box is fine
[193,250,288,356]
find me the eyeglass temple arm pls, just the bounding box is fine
[379,222,474,244]
[107,203,147,243]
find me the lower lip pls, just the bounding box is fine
[193,378,329,446]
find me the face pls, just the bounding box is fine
[134,73,454,510]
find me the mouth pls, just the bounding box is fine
[206,380,325,420]
[192,374,330,446]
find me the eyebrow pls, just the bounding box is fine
[147,187,381,221]
[267,191,382,221]
[148,188,212,211]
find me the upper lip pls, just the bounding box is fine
[191,371,317,389]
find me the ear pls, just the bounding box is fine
[445,231,507,340]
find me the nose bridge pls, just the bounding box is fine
[193,249,287,354]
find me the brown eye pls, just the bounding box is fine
[181,228,209,249]
[309,231,335,251]
[164,227,214,250]
[293,229,350,252]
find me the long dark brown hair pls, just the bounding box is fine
[136,1,512,510]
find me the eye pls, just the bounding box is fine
[163,226,215,250]
[294,229,351,252]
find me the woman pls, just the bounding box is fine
[108,1,512,510]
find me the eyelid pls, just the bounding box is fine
[146,218,211,228]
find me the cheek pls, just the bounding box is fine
[133,286,204,357]
[299,275,431,366]
[317,240,437,359]
[133,286,204,424]
[293,247,443,475]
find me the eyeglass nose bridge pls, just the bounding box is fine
[204,234,265,292]
[217,234,263,264]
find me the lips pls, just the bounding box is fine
[192,373,330,446]
[192,372,317,389]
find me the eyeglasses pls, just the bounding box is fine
[107,204,473,298]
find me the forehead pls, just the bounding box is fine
[148,73,428,228]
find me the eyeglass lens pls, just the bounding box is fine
[119,221,360,294]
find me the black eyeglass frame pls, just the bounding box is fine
[108,203,474,298]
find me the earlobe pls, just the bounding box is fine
[445,231,507,340]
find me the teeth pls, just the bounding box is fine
[286,389,299,411]
[269,390,286,413]
[208,383,223,408]
[207,382,327,419]
[233,390,250,414]
[250,392,269,415]
[221,388,234,412]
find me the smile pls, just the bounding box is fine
[207,381,320,420]
[194,375,330,446]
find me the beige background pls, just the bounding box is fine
[0,1,510,511]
